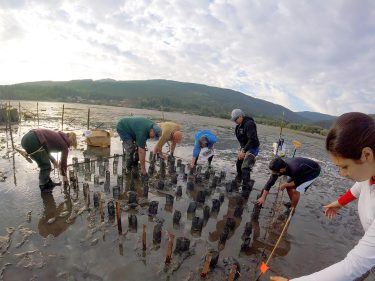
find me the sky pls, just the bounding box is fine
[0,0,374,115]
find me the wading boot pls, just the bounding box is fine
[283,202,292,209]
[39,179,61,193]
[235,174,242,187]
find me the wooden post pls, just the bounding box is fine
[4,104,9,150]
[116,201,122,235]
[142,224,147,251]
[165,233,175,264]
[87,108,90,130]
[7,102,14,151]
[12,154,17,186]
[99,198,104,222]
[61,104,65,131]
[200,252,212,278]
[18,102,21,121]
[36,102,39,128]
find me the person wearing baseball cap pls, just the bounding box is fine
[231,108,260,198]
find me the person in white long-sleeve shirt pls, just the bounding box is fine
[271,112,375,281]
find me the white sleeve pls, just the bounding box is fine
[350,182,361,198]
[291,218,375,281]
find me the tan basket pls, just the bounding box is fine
[86,129,111,148]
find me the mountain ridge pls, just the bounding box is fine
[2,79,371,134]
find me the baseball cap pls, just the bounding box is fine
[152,124,162,140]
[230,109,244,121]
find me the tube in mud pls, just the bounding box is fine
[149,201,159,216]
[153,223,162,244]
[107,200,115,221]
[173,210,181,224]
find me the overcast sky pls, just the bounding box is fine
[0,0,374,115]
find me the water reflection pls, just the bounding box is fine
[83,146,111,159]
[38,192,73,238]
[245,220,291,257]
[209,195,243,243]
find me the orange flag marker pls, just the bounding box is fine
[260,262,269,274]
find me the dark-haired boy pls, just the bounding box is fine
[256,157,321,214]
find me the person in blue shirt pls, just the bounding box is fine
[190,130,217,168]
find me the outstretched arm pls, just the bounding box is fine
[138,148,147,175]
[256,189,269,205]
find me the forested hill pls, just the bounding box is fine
[2,79,362,135]
[0,79,307,122]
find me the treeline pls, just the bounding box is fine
[255,118,329,136]
[135,98,329,135]
[0,79,335,135]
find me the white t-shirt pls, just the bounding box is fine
[292,179,375,281]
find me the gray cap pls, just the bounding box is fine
[230,109,244,121]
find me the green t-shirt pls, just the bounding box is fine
[116,116,154,148]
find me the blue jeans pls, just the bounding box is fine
[117,129,135,151]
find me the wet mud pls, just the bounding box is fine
[0,101,360,280]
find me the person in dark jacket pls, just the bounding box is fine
[21,129,77,193]
[231,109,260,198]
[256,157,321,214]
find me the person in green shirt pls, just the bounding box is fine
[116,116,161,176]
[153,122,182,159]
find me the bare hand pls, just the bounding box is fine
[323,201,341,219]
[238,150,245,160]
[256,196,265,205]
[141,168,148,176]
[279,183,288,190]
[270,276,288,281]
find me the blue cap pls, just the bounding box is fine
[152,124,162,140]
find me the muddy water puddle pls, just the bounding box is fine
[0,101,361,280]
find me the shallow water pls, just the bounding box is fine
[0,101,361,281]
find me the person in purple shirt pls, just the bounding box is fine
[21,129,77,193]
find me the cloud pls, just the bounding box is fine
[0,0,374,115]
